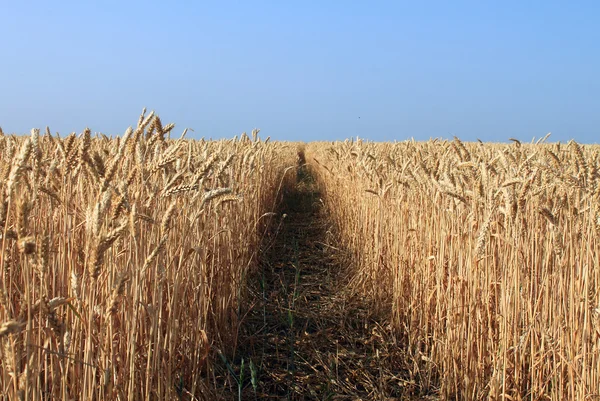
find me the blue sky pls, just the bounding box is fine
[1,1,599,142]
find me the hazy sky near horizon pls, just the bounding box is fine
[1,1,599,142]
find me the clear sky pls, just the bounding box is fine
[1,1,599,142]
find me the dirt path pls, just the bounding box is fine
[224,167,426,400]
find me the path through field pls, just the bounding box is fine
[223,166,431,400]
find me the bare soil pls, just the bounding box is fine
[217,168,435,400]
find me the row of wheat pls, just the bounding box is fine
[0,111,296,400]
[309,138,600,400]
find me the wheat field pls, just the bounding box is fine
[1,112,598,400]
[309,138,600,400]
[0,111,296,399]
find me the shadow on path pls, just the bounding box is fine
[227,164,429,400]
